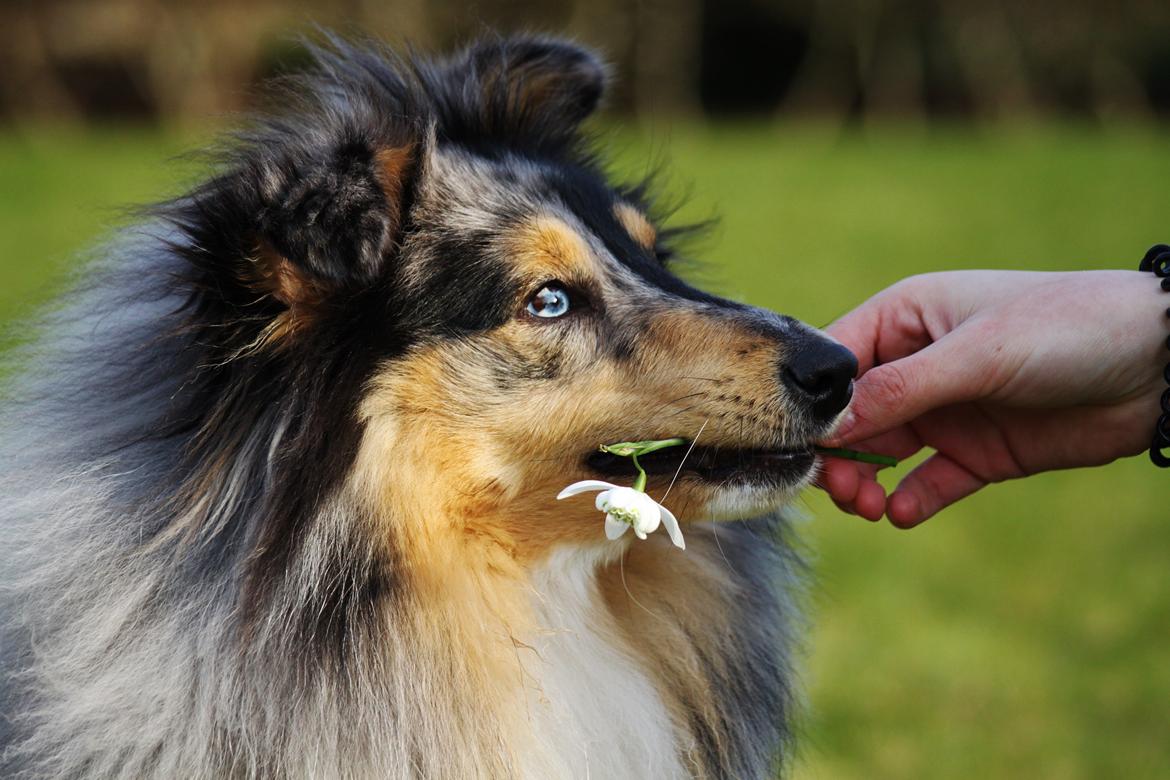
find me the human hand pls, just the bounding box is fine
[818,270,1169,527]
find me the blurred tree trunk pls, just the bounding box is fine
[631,0,703,118]
[0,6,85,124]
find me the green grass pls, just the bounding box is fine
[3,122,1169,778]
[0,128,205,324]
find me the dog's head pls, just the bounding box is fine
[172,35,855,569]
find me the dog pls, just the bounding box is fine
[0,34,856,778]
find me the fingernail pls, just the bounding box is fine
[824,408,856,445]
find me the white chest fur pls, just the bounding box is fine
[515,547,686,779]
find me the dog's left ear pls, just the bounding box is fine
[248,130,419,312]
[444,36,608,140]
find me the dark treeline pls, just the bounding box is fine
[4,0,1170,124]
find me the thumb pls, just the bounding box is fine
[827,335,984,444]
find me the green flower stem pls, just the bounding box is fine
[814,446,898,467]
[631,453,648,492]
[600,437,687,492]
[600,437,687,458]
[628,437,687,455]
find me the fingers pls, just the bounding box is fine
[819,451,987,527]
[817,423,984,527]
[827,336,984,445]
[854,479,888,521]
[817,425,924,520]
[819,458,886,521]
[886,452,987,528]
[825,276,937,373]
[825,275,992,447]
[818,456,859,502]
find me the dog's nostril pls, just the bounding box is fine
[783,366,832,397]
[782,339,858,421]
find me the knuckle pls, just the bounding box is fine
[870,361,913,407]
[889,272,936,298]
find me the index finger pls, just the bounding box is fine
[826,278,937,374]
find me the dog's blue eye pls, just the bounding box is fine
[526,284,571,319]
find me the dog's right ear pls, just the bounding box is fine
[434,36,608,149]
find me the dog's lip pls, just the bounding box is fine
[584,442,816,484]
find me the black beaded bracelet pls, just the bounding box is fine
[1138,244,1170,467]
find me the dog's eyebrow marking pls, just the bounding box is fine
[512,215,593,279]
[614,203,657,251]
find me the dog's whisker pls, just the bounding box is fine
[525,453,584,465]
[661,403,704,419]
[660,418,707,503]
[710,522,735,571]
[659,391,708,409]
[619,550,665,622]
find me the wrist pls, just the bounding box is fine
[1135,246,1170,466]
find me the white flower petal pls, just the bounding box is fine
[600,486,642,509]
[603,487,644,511]
[595,490,611,512]
[657,503,685,550]
[633,512,660,536]
[605,515,630,540]
[628,492,662,534]
[557,480,620,500]
[633,527,648,540]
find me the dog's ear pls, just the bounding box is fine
[249,131,419,310]
[444,36,608,141]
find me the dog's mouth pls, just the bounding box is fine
[585,443,816,487]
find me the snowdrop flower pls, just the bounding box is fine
[556,481,685,549]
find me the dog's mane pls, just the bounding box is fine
[0,35,799,779]
[0,35,618,778]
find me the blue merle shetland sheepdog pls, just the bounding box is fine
[0,34,856,779]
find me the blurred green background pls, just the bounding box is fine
[3,0,1170,777]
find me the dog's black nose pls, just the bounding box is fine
[782,336,858,422]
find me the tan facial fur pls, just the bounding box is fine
[614,202,657,250]
[353,214,803,573]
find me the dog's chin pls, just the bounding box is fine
[585,443,818,521]
[699,481,803,521]
[697,455,820,520]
